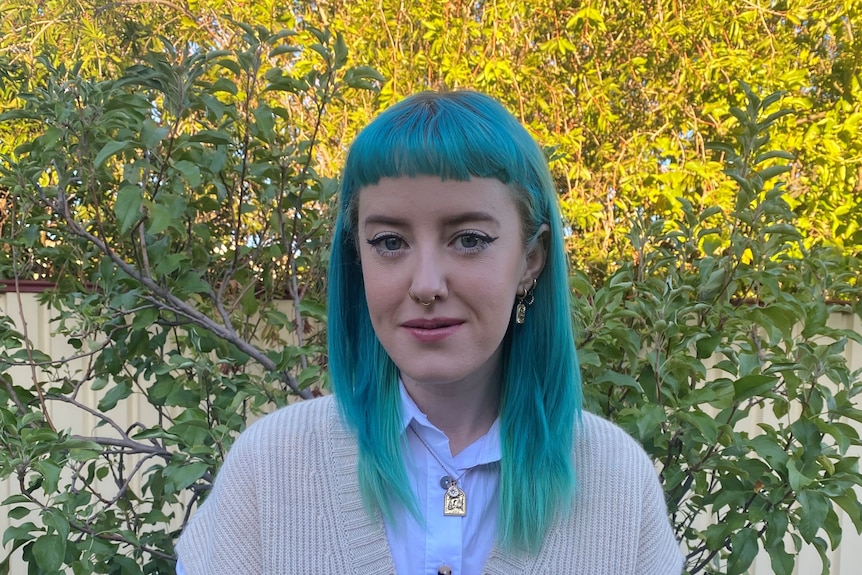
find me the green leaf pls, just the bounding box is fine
[833,492,862,532]
[728,527,759,575]
[729,106,752,128]
[173,160,202,187]
[175,270,211,294]
[189,130,233,145]
[593,370,641,391]
[798,490,830,543]
[2,522,37,547]
[32,533,65,572]
[97,381,133,411]
[211,77,238,95]
[42,508,70,541]
[94,140,131,168]
[635,404,666,440]
[217,58,242,76]
[0,109,40,121]
[333,32,348,68]
[163,462,209,492]
[8,507,30,520]
[756,164,791,181]
[733,374,776,402]
[270,44,301,58]
[33,460,62,493]
[678,410,719,444]
[132,427,180,441]
[768,544,795,575]
[705,141,736,157]
[750,434,788,469]
[140,119,169,148]
[704,521,730,551]
[146,202,172,235]
[787,459,814,492]
[298,299,327,322]
[754,150,795,163]
[115,185,143,234]
[253,106,275,139]
[695,332,721,358]
[239,284,259,315]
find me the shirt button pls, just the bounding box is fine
[437,565,452,575]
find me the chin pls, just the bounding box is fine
[395,364,465,386]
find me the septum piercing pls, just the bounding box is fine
[409,289,435,307]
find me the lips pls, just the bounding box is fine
[401,318,465,342]
[401,318,464,329]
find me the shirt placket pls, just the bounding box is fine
[421,429,463,575]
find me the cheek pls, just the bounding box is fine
[360,263,395,316]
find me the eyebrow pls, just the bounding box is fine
[363,211,501,228]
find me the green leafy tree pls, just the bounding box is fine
[3,0,861,275]
[0,19,381,573]
[1,2,861,574]
[576,84,862,574]
[296,0,862,275]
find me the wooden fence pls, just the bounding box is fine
[1,287,860,574]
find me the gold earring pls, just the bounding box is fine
[515,279,537,324]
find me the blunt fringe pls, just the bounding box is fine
[327,90,582,552]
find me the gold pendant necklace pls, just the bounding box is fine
[410,424,469,517]
[444,480,467,517]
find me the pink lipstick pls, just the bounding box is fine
[401,318,464,343]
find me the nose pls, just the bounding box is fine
[409,246,448,305]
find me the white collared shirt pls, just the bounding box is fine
[386,382,501,575]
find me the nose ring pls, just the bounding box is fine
[409,289,436,307]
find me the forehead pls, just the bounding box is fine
[357,176,521,227]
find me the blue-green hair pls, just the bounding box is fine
[327,90,582,552]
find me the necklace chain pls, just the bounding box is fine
[408,423,469,516]
[408,423,466,482]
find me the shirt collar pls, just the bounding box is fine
[398,380,502,466]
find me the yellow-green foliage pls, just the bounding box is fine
[2,0,860,276]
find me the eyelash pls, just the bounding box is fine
[366,234,405,256]
[365,231,498,256]
[452,231,498,253]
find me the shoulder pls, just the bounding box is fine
[573,411,658,482]
[538,412,683,572]
[227,395,345,458]
[249,393,339,431]
[576,411,647,450]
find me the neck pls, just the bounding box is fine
[402,361,501,456]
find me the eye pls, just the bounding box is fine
[382,236,403,251]
[459,235,480,249]
[453,232,498,253]
[366,234,406,255]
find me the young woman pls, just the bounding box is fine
[176,91,683,574]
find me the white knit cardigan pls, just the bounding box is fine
[176,395,684,574]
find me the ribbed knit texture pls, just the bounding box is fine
[176,396,684,574]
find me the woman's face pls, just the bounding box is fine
[357,176,545,392]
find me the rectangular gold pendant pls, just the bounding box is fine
[444,484,466,516]
[516,302,526,324]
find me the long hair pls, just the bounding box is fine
[327,90,582,552]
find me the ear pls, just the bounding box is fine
[520,224,549,291]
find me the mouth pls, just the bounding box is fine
[400,318,464,342]
[401,318,464,329]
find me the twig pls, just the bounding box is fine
[51,190,310,399]
[8,201,56,431]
